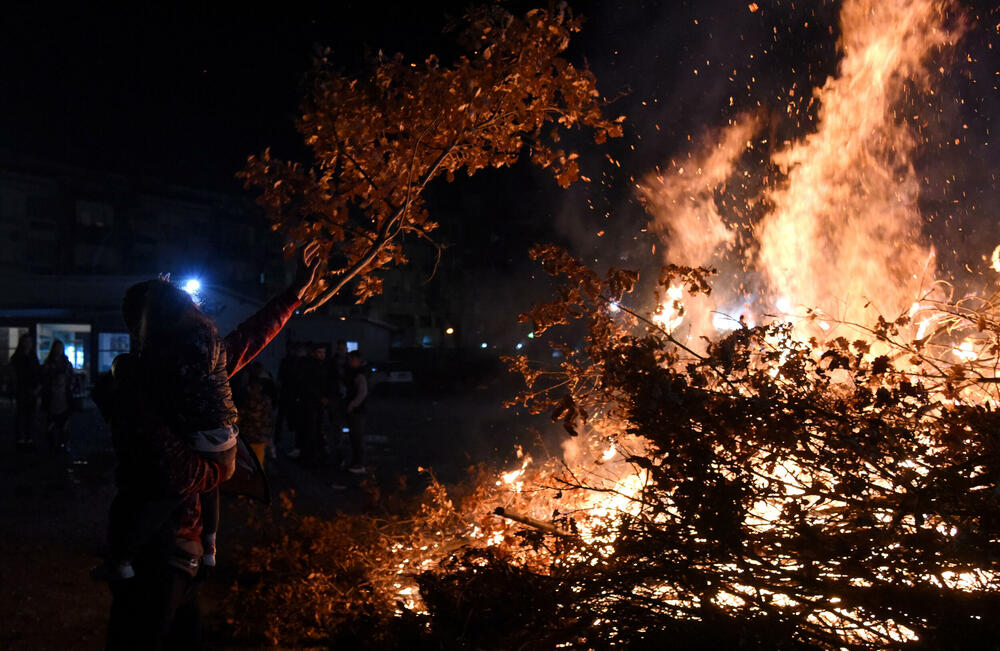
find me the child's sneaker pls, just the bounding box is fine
[90,560,135,582]
[202,534,217,567]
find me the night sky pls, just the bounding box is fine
[1,1,833,189]
[3,1,998,280]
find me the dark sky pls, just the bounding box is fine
[0,0,829,190]
[1,2,480,190]
[2,1,997,281]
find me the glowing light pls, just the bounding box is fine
[955,339,977,362]
[652,284,685,332]
[64,345,84,369]
[445,327,455,335]
[182,278,201,296]
[712,312,740,332]
[992,244,1000,272]
[516,342,524,350]
[481,342,488,349]
[608,301,621,313]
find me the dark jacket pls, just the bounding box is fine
[41,354,73,416]
[94,288,301,560]
[140,307,238,433]
[10,350,40,401]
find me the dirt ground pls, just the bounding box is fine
[0,379,540,650]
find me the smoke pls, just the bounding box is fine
[639,115,757,269]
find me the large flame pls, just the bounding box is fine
[641,0,962,334]
[376,1,981,646]
[756,0,954,323]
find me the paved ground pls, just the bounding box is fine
[0,377,543,650]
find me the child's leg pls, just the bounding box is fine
[201,488,220,566]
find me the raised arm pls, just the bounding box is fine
[223,242,321,376]
[223,289,301,376]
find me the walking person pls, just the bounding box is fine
[41,339,74,453]
[10,333,40,450]
[343,350,368,474]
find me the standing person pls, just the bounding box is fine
[237,362,276,468]
[95,243,321,651]
[277,343,307,458]
[343,350,368,474]
[330,339,348,397]
[10,333,40,450]
[41,339,74,453]
[92,278,246,582]
[296,344,330,467]
[328,339,348,432]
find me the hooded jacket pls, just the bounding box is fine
[94,288,301,568]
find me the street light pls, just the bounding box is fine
[182,278,202,296]
[445,327,455,335]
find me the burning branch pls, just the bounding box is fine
[492,507,574,539]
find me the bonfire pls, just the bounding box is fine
[228,0,1000,648]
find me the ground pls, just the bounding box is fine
[0,373,539,650]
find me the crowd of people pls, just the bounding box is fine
[6,331,370,473]
[4,241,377,649]
[9,333,79,453]
[272,339,369,473]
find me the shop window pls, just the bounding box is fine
[98,332,131,373]
[37,323,91,381]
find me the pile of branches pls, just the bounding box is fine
[415,245,1000,650]
[223,476,469,648]
[225,245,1000,649]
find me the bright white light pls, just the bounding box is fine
[64,345,84,369]
[516,342,524,350]
[775,296,791,314]
[182,278,201,296]
[480,342,488,349]
[712,312,740,332]
[608,301,621,313]
[445,327,455,335]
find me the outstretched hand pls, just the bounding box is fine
[291,241,322,300]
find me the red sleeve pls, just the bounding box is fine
[141,411,227,496]
[223,289,302,377]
